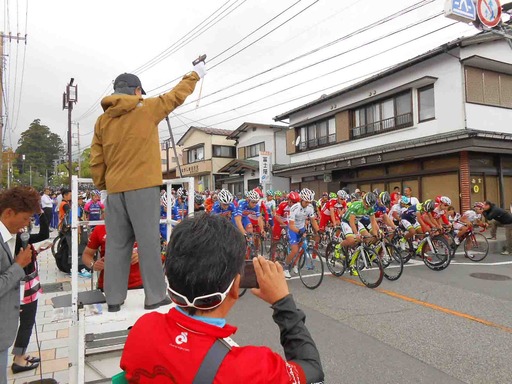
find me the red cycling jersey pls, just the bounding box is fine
[319,199,346,231]
[272,201,292,240]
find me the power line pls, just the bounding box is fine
[157,21,462,140]
[133,0,246,75]
[147,0,437,98]
[174,11,443,117]
[75,0,248,123]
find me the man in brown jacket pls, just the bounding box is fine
[90,60,206,312]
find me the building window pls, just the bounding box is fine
[245,142,265,158]
[212,145,236,158]
[296,117,336,151]
[418,85,435,122]
[160,142,168,151]
[187,146,204,163]
[465,66,512,108]
[351,90,413,139]
[161,158,167,165]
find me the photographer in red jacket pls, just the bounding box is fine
[121,214,324,383]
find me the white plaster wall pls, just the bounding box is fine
[459,39,512,63]
[465,103,512,133]
[288,53,466,163]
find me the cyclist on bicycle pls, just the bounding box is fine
[234,190,265,237]
[316,192,329,218]
[194,193,205,213]
[451,202,487,244]
[272,191,299,242]
[418,199,437,233]
[396,196,424,249]
[284,188,319,279]
[212,189,237,222]
[374,191,396,230]
[264,190,276,229]
[341,192,379,275]
[431,195,452,229]
[319,190,348,232]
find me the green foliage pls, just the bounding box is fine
[15,119,65,184]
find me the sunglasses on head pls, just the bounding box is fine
[168,279,235,310]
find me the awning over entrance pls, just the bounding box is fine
[218,159,259,175]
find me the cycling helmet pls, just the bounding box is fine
[423,199,435,212]
[160,192,168,208]
[91,189,100,196]
[337,190,349,200]
[350,193,360,201]
[246,190,260,202]
[254,187,264,198]
[299,188,315,202]
[266,189,274,197]
[218,189,234,204]
[400,196,411,205]
[288,191,300,203]
[194,193,205,205]
[177,187,188,198]
[473,201,484,209]
[435,195,451,205]
[363,192,377,207]
[274,190,282,197]
[379,191,391,207]
[373,188,381,196]
[328,192,336,199]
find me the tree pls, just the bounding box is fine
[80,148,92,178]
[15,119,65,185]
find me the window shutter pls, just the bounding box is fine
[286,128,296,154]
[335,110,350,142]
[238,147,245,159]
[465,67,484,104]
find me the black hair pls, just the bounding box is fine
[394,186,400,190]
[165,213,245,315]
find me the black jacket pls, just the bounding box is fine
[483,204,512,225]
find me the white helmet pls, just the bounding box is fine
[337,190,349,200]
[438,196,452,205]
[160,192,168,208]
[246,190,260,202]
[177,187,187,198]
[218,189,233,204]
[299,188,315,202]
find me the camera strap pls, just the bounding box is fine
[192,338,231,384]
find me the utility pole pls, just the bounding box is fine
[63,78,78,187]
[0,32,27,187]
[72,122,81,178]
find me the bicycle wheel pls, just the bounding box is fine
[261,233,272,257]
[463,232,489,262]
[422,235,451,271]
[356,247,384,288]
[396,237,413,263]
[298,249,324,289]
[378,244,404,281]
[325,241,346,277]
[51,235,62,257]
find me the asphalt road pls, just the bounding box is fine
[228,250,512,384]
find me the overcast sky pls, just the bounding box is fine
[3,0,501,156]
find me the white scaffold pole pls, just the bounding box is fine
[69,175,85,383]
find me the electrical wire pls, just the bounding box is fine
[133,0,246,75]
[75,0,248,122]
[174,11,443,117]
[157,21,461,140]
[146,0,437,97]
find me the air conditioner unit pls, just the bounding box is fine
[323,173,332,183]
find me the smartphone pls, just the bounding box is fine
[239,260,259,289]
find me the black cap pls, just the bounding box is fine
[113,73,146,95]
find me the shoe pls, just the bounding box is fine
[400,239,407,251]
[501,250,510,255]
[108,301,125,312]
[144,296,172,310]
[454,237,460,245]
[292,265,299,274]
[487,236,497,240]
[78,268,92,278]
[349,267,359,276]
[284,269,291,279]
[334,244,341,259]
[11,361,39,374]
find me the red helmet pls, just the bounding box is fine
[288,191,300,203]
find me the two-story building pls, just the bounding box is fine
[160,140,183,180]
[176,126,236,191]
[218,122,291,194]
[273,32,512,211]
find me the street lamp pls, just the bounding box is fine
[63,78,78,187]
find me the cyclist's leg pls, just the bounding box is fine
[285,230,301,265]
[340,222,357,248]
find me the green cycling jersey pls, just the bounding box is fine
[342,201,375,221]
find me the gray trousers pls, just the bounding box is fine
[104,187,167,307]
[490,221,512,252]
[0,348,7,384]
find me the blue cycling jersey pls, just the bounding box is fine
[212,201,236,219]
[401,204,418,222]
[172,200,188,221]
[234,200,260,219]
